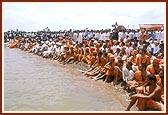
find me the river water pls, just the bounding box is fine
[3,47,128,112]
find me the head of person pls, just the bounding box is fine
[139,63,147,71]
[131,50,138,56]
[147,74,157,85]
[146,51,152,58]
[156,53,163,59]
[92,50,97,57]
[141,48,147,55]
[126,62,133,70]
[118,58,123,66]
[108,54,115,62]
[116,48,120,53]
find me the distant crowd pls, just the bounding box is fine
[5,28,165,111]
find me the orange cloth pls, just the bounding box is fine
[134,71,142,81]
[90,56,96,65]
[92,50,97,55]
[146,65,156,75]
[105,61,116,76]
[159,59,164,64]
[128,56,137,65]
[105,67,113,76]
[153,58,161,64]
[7,41,18,48]
[109,54,115,59]
[137,55,150,66]
[129,71,147,88]
[132,50,138,55]
[90,47,95,52]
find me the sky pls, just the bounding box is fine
[3,2,166,32]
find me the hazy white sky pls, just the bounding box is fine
[3,2,166,32]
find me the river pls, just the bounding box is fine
[3,47,129,112]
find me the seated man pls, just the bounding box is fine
[103,53,116,83]
[122,62,134,83]
[146,57,161,75]
[127,63,149,91]
[113,58,123,86]
[126,74,164,111]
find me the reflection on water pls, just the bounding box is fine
[4,48,126,111]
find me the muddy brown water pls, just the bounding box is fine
[3,47,136,111]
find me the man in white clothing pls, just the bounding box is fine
[95,31,100,39]
[122,62,134,83]
[77,31,83,44]
[99,31,106,41]
[73,31,78,42]
[125,42,133,57]
[153,41,160,56]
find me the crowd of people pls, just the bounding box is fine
[5,27,165,111]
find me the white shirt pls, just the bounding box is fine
[95,32,100,39]
[153,44,160,54]
[112,45,117,53]
[60,45,64,53]
[160,31,164,42]
[155,31,160,42]
[125,46,133,56]
[122,66,134,83]
[77,32,83,43]
[99,33,106,41]
[105,32,110,41]
[73,33,78,42]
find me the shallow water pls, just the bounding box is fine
[3,48,127,111]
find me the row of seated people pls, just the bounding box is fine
[7,36,164,111]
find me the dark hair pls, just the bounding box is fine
[148,74,157,83]
[127,62,133,67]
[142,48,147,53]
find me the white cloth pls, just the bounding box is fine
[153,45,160,54]
[122,67,134,83]
[99,33,106,41]
[155,31,160,42]
[125,46,133,56]
[160,31,164,42]
[95,32,100,39]
[73,33,78,42]
[77,32,83,43]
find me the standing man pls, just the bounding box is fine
[112,29,119,41]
